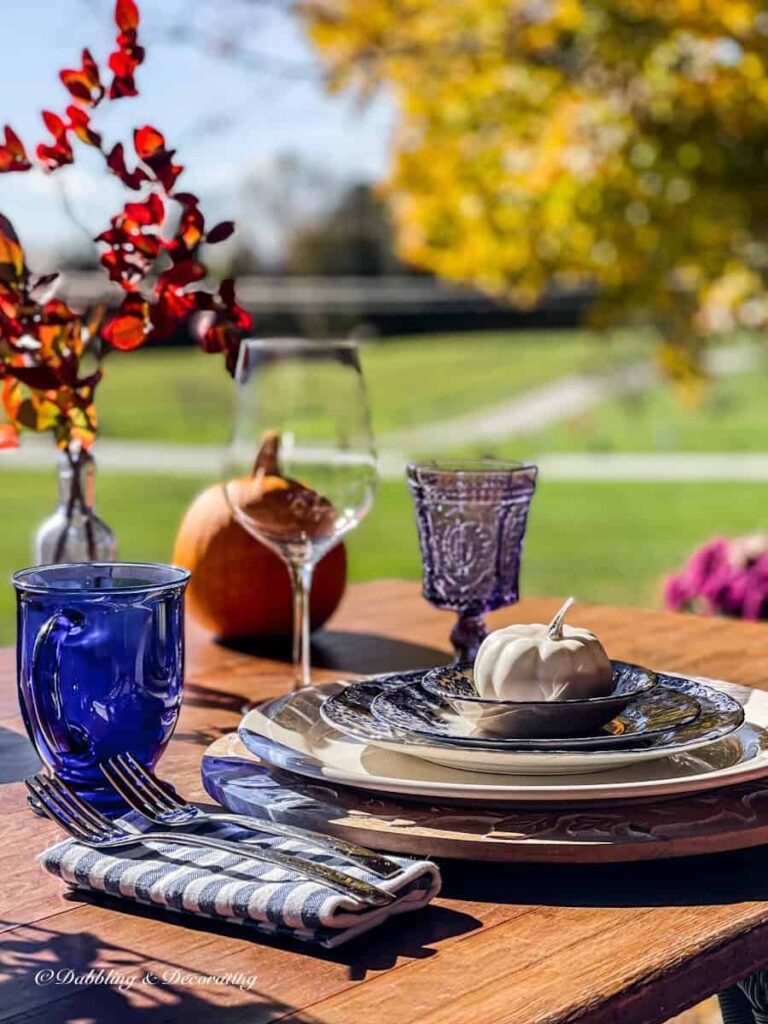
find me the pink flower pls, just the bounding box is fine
[664,573,693,612]
[685,538,730,591]
[665,534,768,621]
[742,581,768,620]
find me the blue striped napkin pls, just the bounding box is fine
[39,812,441,948]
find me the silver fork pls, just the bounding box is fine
[26,772,396,908]
[100,752,400,879]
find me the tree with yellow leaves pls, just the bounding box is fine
[303,0,768,379]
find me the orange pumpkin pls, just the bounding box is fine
[173,482,347,639]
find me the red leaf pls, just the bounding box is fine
[0,126,31,173]
[174,192,200,208]
[108,52,141,99]
[8,364,63,391]
[37,141,74,171]
[115,0,139,32]
[206,221,235,244]
[60,48,104,108]
[178,204,205,249]
[38,111,72,170]
[219,278,237,306]
[159,259,206,288]
[42,299,76,323]
[134,125,165,160]
[155,284,198,317]
[124,192,164,227]
[106,142,146,190]
[67,106,102,148]
[0,423,18,449]
[42,111,66,137]
[130,232,162,259]
[132,126,183,191]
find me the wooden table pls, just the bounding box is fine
[4,581,768,1024]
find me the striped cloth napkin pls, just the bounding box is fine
[39,813,441,949]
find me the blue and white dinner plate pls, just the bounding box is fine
[317,671,742,775]
[367,681,700,751]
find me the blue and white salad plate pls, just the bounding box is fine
[367,680,699,750]
[318,670,742,775]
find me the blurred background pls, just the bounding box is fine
[3,0,768,676]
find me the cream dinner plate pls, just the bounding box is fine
[238,672,768,804]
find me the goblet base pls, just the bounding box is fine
[450,613,489,662]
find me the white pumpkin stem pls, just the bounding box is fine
[547,596,575,639]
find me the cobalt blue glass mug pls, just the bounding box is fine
[14,562,190,812]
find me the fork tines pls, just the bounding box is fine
[100,752,179,812]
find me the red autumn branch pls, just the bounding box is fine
[0,0,252,450]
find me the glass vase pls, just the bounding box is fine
[34,442,117,564]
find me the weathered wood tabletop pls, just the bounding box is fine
[4,580,768,1024]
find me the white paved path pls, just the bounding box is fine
[1,342,763,483]
[4,440,768,483]
[378,342,760,455]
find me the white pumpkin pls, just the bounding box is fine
[473,598,613,702]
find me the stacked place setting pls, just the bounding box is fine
[236,595,768,812]
[342,597,742,776]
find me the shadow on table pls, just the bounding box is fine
[438,844,768,908]
[170,681,250,747]
[0,727,40,784]
[220,629,449,676]
[21,890,478,983]
[339,903,480,980]
[0,918,322,1024]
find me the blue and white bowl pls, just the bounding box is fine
[421,660,658,738]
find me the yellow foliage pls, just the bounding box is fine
[303,0,768,363]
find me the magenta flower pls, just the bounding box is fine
[664,533,768,621]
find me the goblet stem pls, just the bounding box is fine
[287,559,314,690]
[450,612,489,663]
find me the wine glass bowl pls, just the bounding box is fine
[224,339,377,688]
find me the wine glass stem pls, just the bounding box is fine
[288,560,314,690]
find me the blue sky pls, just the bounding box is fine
[0,0,393,262]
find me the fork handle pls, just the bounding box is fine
[201,812,401,879]
[115,831,395,908]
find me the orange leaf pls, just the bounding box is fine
[134,125,164,160]
[0,213,25,281]
[103,297,149,350]
[60,49,104,107]
[0,423,18,449]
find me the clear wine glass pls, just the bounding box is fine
[224,338,377,689]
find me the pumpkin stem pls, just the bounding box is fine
[252,430,280,478]
[547,596,575,639]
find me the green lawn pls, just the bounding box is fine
[481,353,768,458]
[95,328,647,443]
[2,470,766,645]
[3,329,767,646]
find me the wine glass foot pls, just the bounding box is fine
[450,613,489,662]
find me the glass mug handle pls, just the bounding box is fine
[25,608,86,760]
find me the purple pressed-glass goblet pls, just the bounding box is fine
[407,459,538,661]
